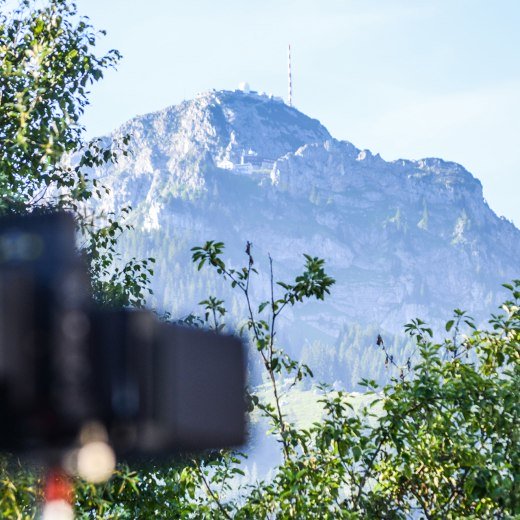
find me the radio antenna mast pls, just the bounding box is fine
[288,44,293,107]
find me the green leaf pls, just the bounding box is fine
[258,301,269,313]
[352,446,362,461]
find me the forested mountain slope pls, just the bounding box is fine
[89,89,520,387]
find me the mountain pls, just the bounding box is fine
[89,89,520,387]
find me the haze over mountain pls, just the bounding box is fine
[89,88,520,386]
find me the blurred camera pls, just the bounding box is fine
[0,212,245,455]
[90,309,246,454]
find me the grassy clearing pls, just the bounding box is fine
[254,382,381,430]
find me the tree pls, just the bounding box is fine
[167,247,518,519]
[0,0,154,306]
[1,0,117,208]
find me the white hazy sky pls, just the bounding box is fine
[75,0,520,226]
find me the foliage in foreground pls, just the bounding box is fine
[0,0,154,307]
[145,247,518,520]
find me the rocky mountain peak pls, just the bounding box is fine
[92,90,519,345]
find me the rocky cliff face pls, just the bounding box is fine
[90,89,520,344]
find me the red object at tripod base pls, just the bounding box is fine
[42,468,74,520]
